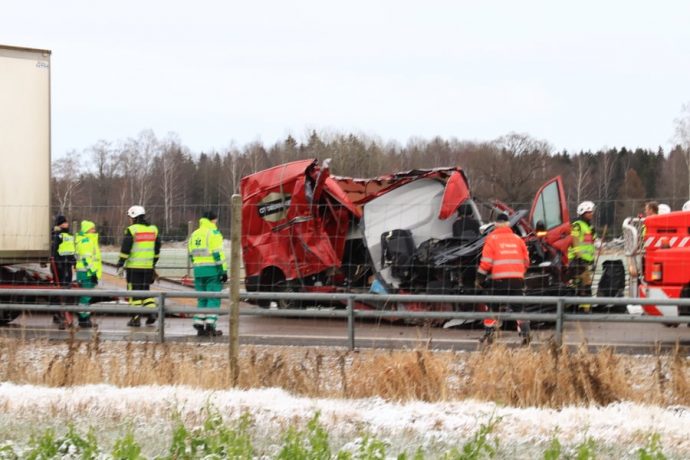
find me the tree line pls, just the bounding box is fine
[51,128,690,244]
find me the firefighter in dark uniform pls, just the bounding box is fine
[50,215,76,329]
[116,205,161,327]
[475,213,531,345]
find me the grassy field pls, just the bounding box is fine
[0,337,688,458]
[0,408,672,459]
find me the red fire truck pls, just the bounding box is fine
[623,211,690,320]
[241,158,574,313]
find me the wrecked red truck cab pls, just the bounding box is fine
[241,159,572,312]
[241,159,358,306]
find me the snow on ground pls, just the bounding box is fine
[0,383,688,458]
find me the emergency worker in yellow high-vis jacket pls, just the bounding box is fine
[116,205,161,327]
[568,201,596,309]
[75,220,101,328]
[188,210,227,336]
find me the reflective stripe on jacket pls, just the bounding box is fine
[568,219,595,263]
[477,226,529,280]
[188,218,227,275]
[57,233,76,256]
[124,223,158,269]
[76,232,102,277]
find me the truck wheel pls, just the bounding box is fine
[276,282,302,310]
[256,267,282,308]
[256,267,302,309]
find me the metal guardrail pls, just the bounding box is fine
[3,287,690,349]
[0,288,230,343]
[242,291,690,349]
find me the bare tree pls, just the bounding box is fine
[118,130,158,207]
[244,141,270,173]
[596,150,617,202]
[571,153,593,205]
[89,140,118,181]
[487,133,552,205]
[52,150,82,217]
[159,135,184,233]
[221,145,247,196]
[673,102,690,199]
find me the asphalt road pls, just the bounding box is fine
[5,305,690,353]
[3,269,690,352]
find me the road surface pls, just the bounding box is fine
[2,268,690,352]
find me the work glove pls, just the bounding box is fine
[474,273,486,290]
[91,274,99,284]
[220,272,228,283]
[116,266,125,278]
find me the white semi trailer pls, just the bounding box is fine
[0,45,52,322]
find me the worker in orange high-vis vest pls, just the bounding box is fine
[475,213,531,345]
[116,205,161,328]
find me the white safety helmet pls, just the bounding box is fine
[683,200,690,212]
[127,205,146,218]
[577,201,595,215]
[658,204,671,215]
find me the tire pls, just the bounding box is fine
[596,259,627,313]
[256,267,302,309]
[256,267,282,309]
[276,282,302,310]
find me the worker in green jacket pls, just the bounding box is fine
[75,220,101,328]
[188,210,227,337]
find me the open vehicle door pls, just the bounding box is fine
[438,171,471,220]
[528,176,571,260]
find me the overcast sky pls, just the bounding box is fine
[3,1,690,160]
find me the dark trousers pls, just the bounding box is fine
[126,268,156,308]
[54,260,73,287]
[52,260,73,311]
[569,257,593,296]
[484,278,529,335]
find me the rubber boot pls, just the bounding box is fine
[78,314,93,329]
[127,315,141,327]
[194,323,207,336]
[205,324,222,336]
[479,326,495,345]
[517,320,531,346]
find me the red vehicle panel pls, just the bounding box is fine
[241,159,356,286]
[528,176,571,264]
[623,210,690,318]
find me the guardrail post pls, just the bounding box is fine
[186,220,194,278]
[347,296,355,350]
[229,194,242,386]
[555,298,564,346]
[158,292,166,343]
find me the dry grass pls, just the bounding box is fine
[1,334,690,408]
[465,342,632,406]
